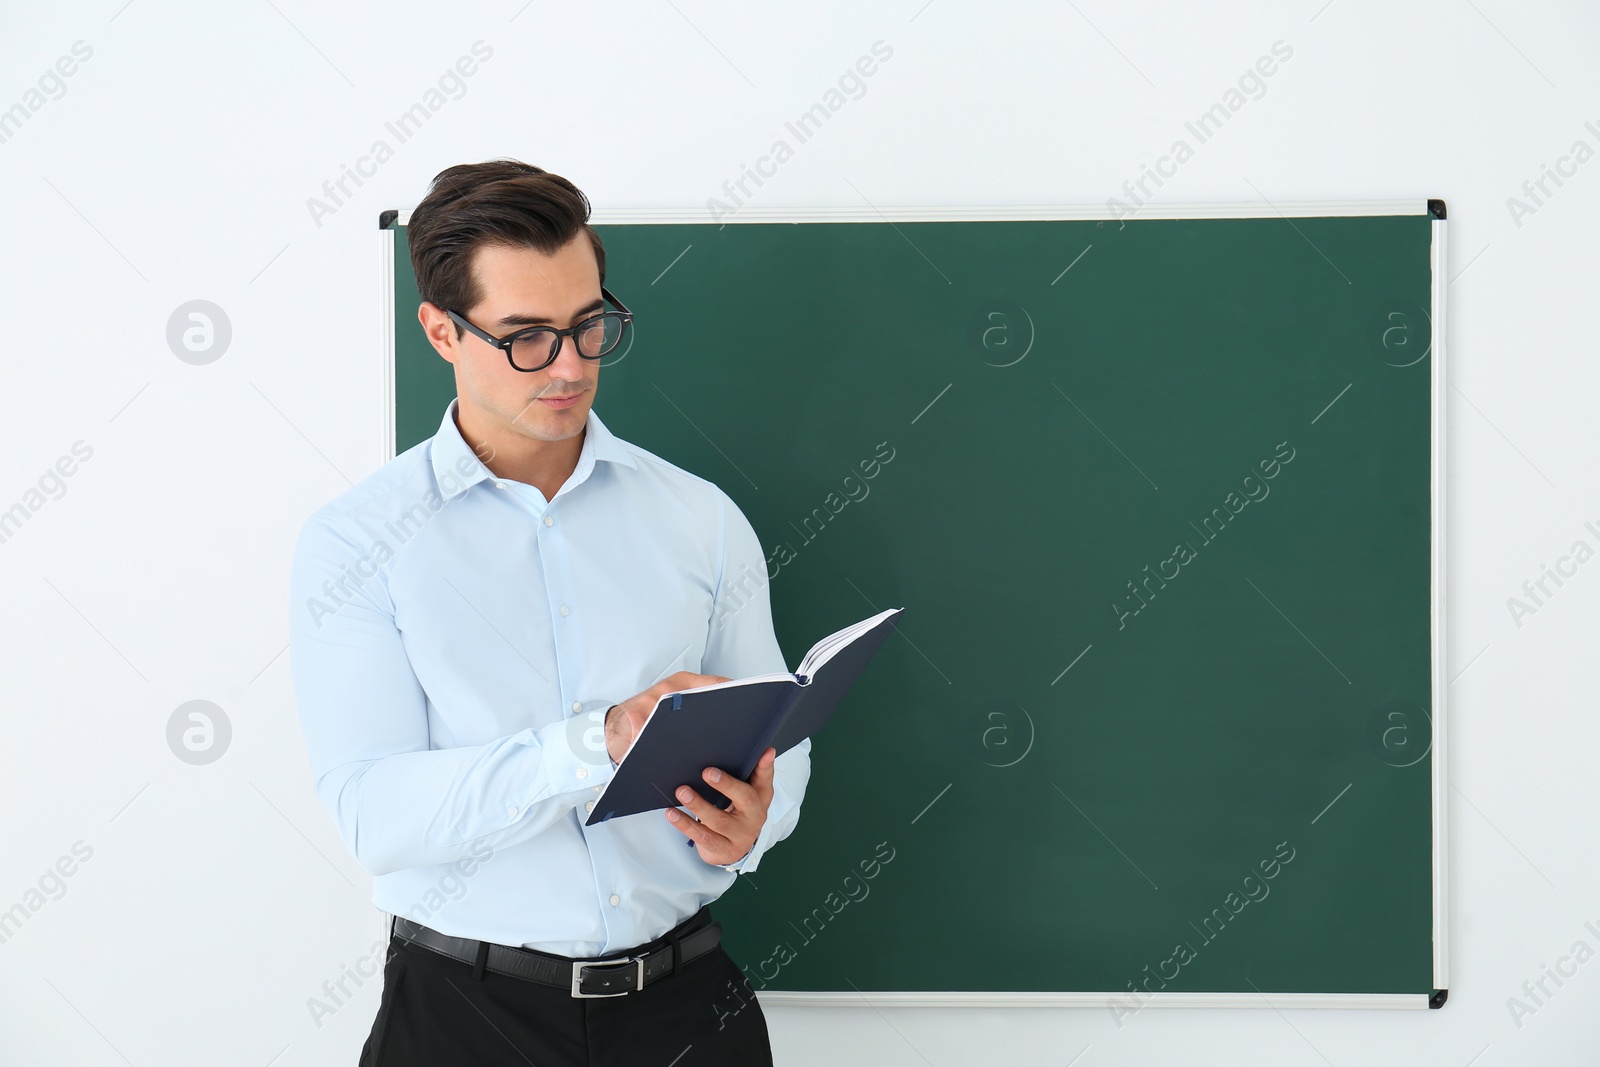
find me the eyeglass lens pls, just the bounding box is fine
[509,315,626,370]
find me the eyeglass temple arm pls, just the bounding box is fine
[446,309,499,347]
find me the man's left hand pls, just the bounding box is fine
[665,747,777,866]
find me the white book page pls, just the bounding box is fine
[796,607,902,678]
[801,612,891,673]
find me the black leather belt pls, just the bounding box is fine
[391,906,722,998]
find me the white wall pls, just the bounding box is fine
[1,1,1594,1063]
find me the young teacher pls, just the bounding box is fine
[288,159,808,1066]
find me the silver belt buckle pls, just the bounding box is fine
[571,956,645,998]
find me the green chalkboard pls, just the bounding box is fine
[383,203,1446,1006]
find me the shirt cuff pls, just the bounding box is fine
[505,710,617,816]
[718,816,776,873]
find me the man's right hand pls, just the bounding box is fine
[604,671,731,765]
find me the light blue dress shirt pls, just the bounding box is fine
[288,397,810,957]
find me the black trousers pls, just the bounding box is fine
[359,918,772,1066]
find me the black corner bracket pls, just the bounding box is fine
[1429,988,1449,1009]
[378,209,399,230]
[1428,199,1447,220]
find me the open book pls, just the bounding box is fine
[584,606,905,825]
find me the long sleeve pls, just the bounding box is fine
[700,492,812,875]
[720,738,810,874]
[288,516,616,878]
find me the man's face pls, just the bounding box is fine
[443,235,603,443]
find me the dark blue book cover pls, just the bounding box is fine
[585,607,903,824]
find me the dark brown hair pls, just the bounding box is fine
[408,159,606,339]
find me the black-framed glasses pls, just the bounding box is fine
[447,287,634,373]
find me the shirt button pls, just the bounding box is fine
[576,767,588,780]
[506,804,517,816]
[571,701,582,712]
[585,800,595,813]
[559,605,570,617]
[495,481,507,489]
[544,515,554,527]
[609,894,620,907]
[593,785,602,793]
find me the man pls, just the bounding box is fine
[288,159,809,1065]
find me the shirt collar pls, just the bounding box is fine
[430,396,637,502]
